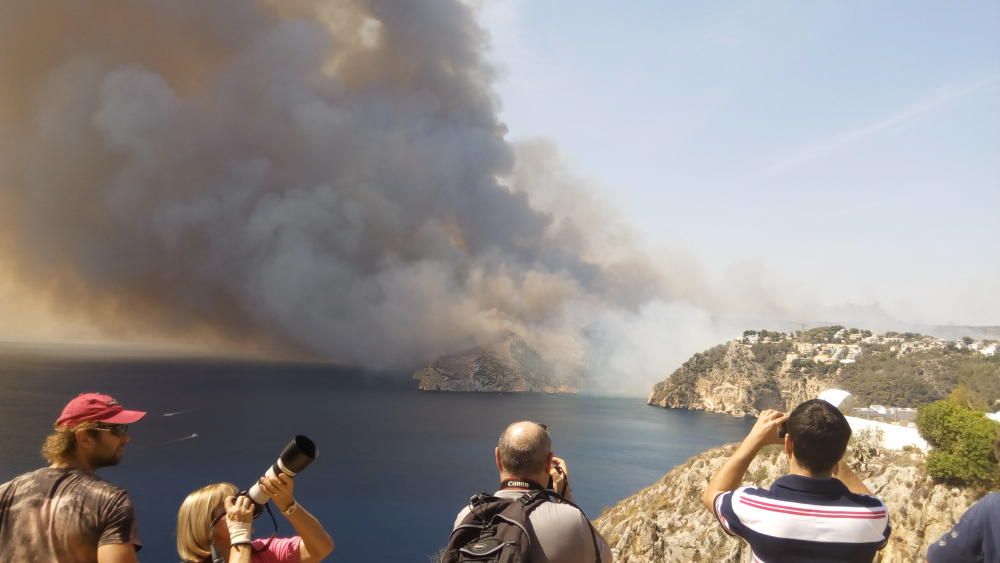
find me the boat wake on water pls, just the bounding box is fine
[136,433,199,448]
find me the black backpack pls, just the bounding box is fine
[441,489,602,563]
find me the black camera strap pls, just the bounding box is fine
[499,479,546,491]
[258,502,279,549]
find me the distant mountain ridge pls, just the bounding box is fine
[648,326,1000,416]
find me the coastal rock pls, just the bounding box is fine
[645,327,999,417]
[649,326,1000,416]
[594,443,979,563]
[414,333,576,392]
[646,341,829,417]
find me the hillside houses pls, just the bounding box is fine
[954,339,997,356]
[796,342,861,364]
[898,338,947,356]
[737,328,998,366]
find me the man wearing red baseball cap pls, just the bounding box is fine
[0,393,146,563]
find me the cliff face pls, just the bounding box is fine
[647,341,831,417]
[414,334,576,392]
[594,443,980,563]
[647,328,1000,416]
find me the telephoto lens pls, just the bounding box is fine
[245,435,318,512]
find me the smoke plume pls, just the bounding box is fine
[0,0,791,391]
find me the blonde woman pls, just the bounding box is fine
[177,474,333,563]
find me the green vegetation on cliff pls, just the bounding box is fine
[917,400,1000,489]
[651,344,727,402]
[837,348,1000,408]
[685,344,728,374]
[751,341,794,373]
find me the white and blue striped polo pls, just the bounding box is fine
[713,475,891,563]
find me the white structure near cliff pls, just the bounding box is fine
[818,388,928,451]
[818,388,854,410]
[847,416,928,451]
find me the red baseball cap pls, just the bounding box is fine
[56,393,147,428]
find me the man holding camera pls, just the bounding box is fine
[702,399,891,562]
[449,421,612,563]
[0,392,146,563]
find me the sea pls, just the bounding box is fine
[0,353,754,561]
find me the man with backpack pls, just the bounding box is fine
[444,421,612,562]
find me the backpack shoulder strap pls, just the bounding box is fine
[534,489,603,563]
[492,491,548,539]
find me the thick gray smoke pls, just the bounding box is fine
[0,0,785,391]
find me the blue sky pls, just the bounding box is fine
[479,1,1000,325]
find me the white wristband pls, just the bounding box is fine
[227,518,253,545]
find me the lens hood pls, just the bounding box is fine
[279,435,317,474]
[246,435,318,508]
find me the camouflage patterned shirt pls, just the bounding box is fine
[0,467,141,563]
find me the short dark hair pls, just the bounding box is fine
[497,422,551,476]
[786,399,851,474]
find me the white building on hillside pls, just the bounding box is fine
[816,389,927,451]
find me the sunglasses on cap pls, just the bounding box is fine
[94,424,129,437]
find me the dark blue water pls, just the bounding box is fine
[0,353,753,561]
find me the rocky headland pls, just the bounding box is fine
[648,327,1000,417]
[646,340,820,417]
[619,326,999,562]
[594,441,980,562]
[414,333,576,392]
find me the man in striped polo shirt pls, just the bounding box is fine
[702,399,891,562]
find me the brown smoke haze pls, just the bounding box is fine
[0,0,850,392]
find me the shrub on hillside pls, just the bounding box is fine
[836,348,1000,408]
[917,400,999,488]
[751,341,792,372]
[846,426,886,474]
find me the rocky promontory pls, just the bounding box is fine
[648,327,1000,417]
[414,333,576,392]
[594,441,979,562]
[646,340,823,417]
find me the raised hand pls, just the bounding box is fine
[258,472,295,512]
[224,495,254,546]
[746,409,789,449]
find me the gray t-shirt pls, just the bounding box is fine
[453,489,613,563]
[0,467,141,563]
